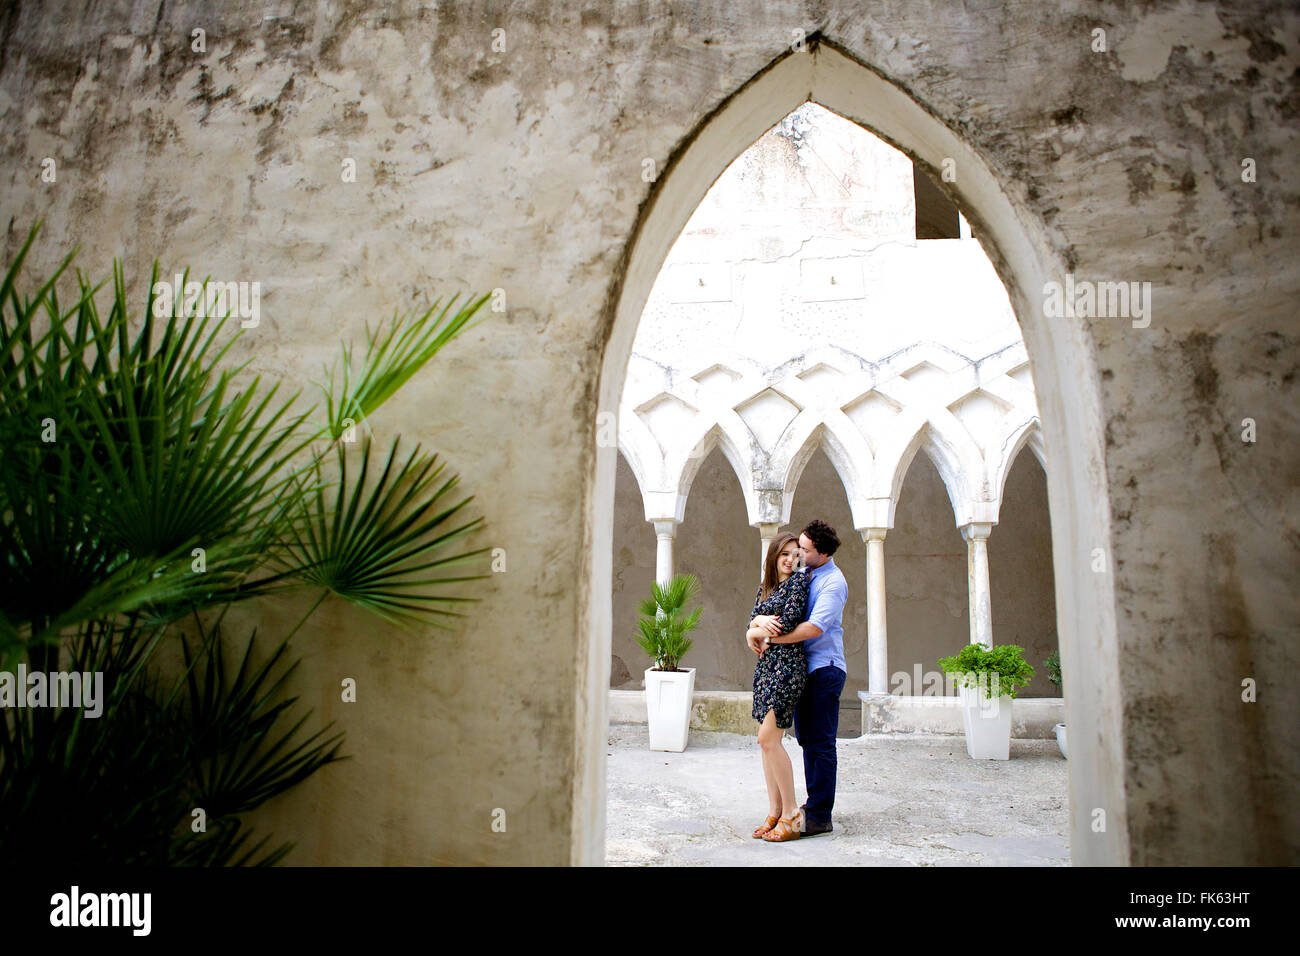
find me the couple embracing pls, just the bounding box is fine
[745,519,849,843]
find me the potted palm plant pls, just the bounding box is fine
[1046,648,1066,759]
[937,643,1035,760]
[636,573,702,752]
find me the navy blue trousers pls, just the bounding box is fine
[793,664,847,824]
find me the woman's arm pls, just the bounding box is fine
[771,573,810,636]
[747,586,768,653]
[751,594,784,631]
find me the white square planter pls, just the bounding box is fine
[645,667,696,752]
[959,684,1013,760]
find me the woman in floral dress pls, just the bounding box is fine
[745,532,810,843]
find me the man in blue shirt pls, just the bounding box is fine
[749,519,848,835]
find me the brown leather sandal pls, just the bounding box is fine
[762,815,801,842]
[752,814,779,839]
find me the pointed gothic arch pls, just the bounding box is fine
[579,38,1123,866]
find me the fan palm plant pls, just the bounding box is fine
[636,573,702,672]
[0,221,492,865]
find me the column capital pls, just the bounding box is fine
[860,526,889,543]
[652,518,679,538]
[959,521,995,542]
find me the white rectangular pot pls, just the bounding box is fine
[645,667,696,752]
[959,684,1013,760]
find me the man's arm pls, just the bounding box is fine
[766,620,822,644]
[765,576,847,645]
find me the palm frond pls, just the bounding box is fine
[274,436,491,627]
[173,616,347,820]
[318,292,491,440]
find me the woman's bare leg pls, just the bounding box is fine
[758,709,798,818]
[760,735,781,818]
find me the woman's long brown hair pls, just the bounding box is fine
[760,532,802,603]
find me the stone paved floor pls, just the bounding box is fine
[606,724,1070,866]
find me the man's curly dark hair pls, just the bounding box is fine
[801,519,840,557]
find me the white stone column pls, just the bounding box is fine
[961,522,994,648]
[757,521,780,580]
[861,528,889,693]
[652,519,678,585]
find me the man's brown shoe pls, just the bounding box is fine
[799,805,833,836]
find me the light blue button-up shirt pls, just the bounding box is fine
[801,558,848,675]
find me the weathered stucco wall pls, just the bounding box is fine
[2,1,1296,865]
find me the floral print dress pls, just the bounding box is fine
[750,570,810,728]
